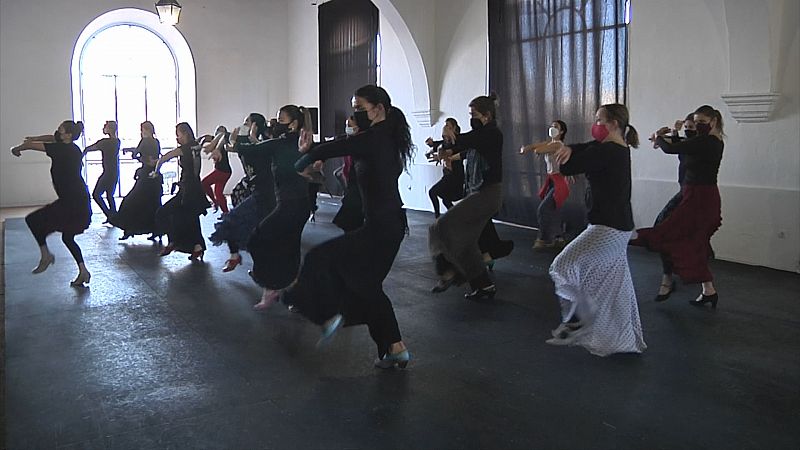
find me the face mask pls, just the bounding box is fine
[354,110,371,131]
[238,125,250,136]
[591,123,609,142]
[695,122,712,135]
[548,126,561,139]
[684,129,698,139]
[272,122,289,137]
[470,118,484,131]
[53,129,63,143]
[345,126,356,136]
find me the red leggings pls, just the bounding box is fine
[201,169,232,213]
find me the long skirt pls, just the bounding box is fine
[248,198,310,290]
[478,220,514,260]
[631,185,721,283]
[429,183,503,281]
[283,209,406,357]
[209,193,272,252]
[26,195,91,239]
[332,175,364,232]
[110,172,162,236]
[155,187,207,254]
[549,225,646,357]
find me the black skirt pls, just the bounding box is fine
[332,176,364,232]
[156,186,207,253]
[110,171,163,235]
[248,198,310,289]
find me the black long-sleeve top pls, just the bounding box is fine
[656,135,723,186]
[560,140,633,231]
[449,121,503,186]
[46,143,89,201]
[296,120,403,221]
[238,132,307,202]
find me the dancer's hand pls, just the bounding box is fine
[298,129,313,153]
[425,137,434,147]
[10,146,21,157]
[673,120,684,132]
[297,164,315,181]
[211,150,222,163]
[148,171,159,178]
[442,127,456,144]
[519,144,532,155]
[554,145,572,165]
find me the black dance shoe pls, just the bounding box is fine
[689,293,718,309]
[464,285,496,300]
[655,280,676,302]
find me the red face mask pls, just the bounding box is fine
[591,123,609,142]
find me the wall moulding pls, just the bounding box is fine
[720,92,781,123]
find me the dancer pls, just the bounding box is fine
[284,85,412,369]
[632,105,724,308]
[10,120,92,286]
[152,123,209,260]
[429,93,504,300]
[83,120,121,223]
[545,103,646,356]
[242,105,312,310]
[425,118,465,218]
[520,120,570,249]
[332,116,364,232]
[208,114,274,273]
[200,125,233,217]
[230,115,274,208]
[112,121,163,240]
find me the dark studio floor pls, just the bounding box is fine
[3,200,799,449]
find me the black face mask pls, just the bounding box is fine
[695,122,712,136]
[354,110,372,131]
[53,129,62,143]
[470,118,484,131]
[684,129,698,139]
[271,122,289,137]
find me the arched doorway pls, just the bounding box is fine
[71,8,195,197]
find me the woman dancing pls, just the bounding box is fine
[153,123,209,261]
[425,118,465,219]
[545,104,646,356]
[200,125,233,216]
[10,120,92,286]
[83,120,120,223]
[112,121,163,240]
[284,85,412,369]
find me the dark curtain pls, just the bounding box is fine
[318,0,379,196]
[488,0,628,233]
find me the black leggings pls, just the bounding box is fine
[26,216,84,264]
[429,177,461,217]
[93,171,118,218]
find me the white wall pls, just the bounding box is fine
[0,0,289,206]
[628,0,800,272]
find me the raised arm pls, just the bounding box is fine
[295,131,371,171]
[10,141,47,156]
[152,148,183,173]
[555,141,604,175]
[24,134,56,143]
[655,135,708,155]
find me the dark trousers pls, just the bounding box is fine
[93,171,118,218]
[26,208,84,264]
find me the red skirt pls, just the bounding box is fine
[630,185,721,283]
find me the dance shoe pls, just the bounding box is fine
[253,290,280,311]
[316,314,343,347]
[188,250,204,262]
[32,253,55,274]
[70,270,91,287]
[374,349,411,369]
[223,254,242,272]
[464,285,496,300]
[654,280,676,302]
[158,245,176,257]
[689,293,718,309]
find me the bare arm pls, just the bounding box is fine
[152,148,183,173]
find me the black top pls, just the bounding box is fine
[134,137,160,160]
[238,132,307,202]
[178,143,201,184]
[214,147,232,173]
[45,143,89,201]
[87,137,121,174]
[296,120,403,221]
[450,121,503,186]
[560,140,633,231]
[428,140,464,179]
[656,135,723,186]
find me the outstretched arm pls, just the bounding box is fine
[24,134,56,143]
[11,141,47,156]
[152,148,183,174]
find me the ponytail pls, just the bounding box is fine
[625,125,639,148]
[61,120,84,140]
[599,103,638,148]
[694,104,724,136]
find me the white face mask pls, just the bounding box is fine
[345,126,356,136]
[548,126,561,139]
[238,124,250,136]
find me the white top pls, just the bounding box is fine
[544,152,560,175]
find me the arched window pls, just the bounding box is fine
[71,8,195,195]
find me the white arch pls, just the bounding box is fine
[372,0,435,126]
[70,8,196,131]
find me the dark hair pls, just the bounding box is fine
[600,103,639,148]
[694,104,724,135]
[554,119,568,140]
[248,113,269,140]
[105,121,118,133]
[176,122,196,144]
[141,121,156,136]
[354,84,415,169]
[445,117,461,134]
[279,105,312,133]
[61,120,84,141]
[468,92,499,121]
[684,112,695,122]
